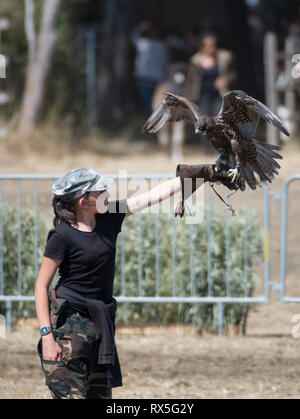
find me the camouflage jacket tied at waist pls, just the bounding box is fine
[52,285,122,387]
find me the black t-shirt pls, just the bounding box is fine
[44,200,127,303]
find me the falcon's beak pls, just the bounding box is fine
[195,127,205,135]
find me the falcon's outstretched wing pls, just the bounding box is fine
[218,90,290,139]
[142,92,203,133]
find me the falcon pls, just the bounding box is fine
[142,90,290,191]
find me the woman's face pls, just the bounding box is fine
[201,36,217,56]
[78,190,110,214]
[94,190,110,214]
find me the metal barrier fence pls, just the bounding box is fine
[281,175,300,302]
[0,174,273,335]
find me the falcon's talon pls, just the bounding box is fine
[228,168,239,183]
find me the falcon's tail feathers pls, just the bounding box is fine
[240,140,282,190]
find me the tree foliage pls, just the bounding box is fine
[0,201,48,323]
[1,0,299,128]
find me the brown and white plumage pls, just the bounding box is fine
[142,90,290,191]
[142,92,204,133]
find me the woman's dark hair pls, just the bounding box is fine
[52,192,89,227]
[200,31,218,44]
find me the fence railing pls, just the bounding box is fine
[280,175,300,302]
[0,174,273,334]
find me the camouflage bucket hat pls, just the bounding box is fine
[52,168,115,202]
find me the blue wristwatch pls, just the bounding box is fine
[40,326,53,336]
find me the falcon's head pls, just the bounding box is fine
[232,90,247,100]
[194,116,211,135]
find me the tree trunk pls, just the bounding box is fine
[24,0,36,65]
[96,0,117,123]
[111,0,132,120]
[19,0,62,138]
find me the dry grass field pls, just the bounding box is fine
[0,131,300,399]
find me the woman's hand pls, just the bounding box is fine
[42,334,62,361]
[214,76,228,92]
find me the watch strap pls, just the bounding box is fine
[40,326,53,336]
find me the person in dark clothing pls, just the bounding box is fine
[184,32,237,153]
[35,167,184,399]
[185,32,237,116]
[35,165,235,399]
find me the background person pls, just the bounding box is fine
[151,62,188,161]
[184,32,237,151]
[132,21,169,118]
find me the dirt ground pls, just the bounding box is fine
[1,317,300,399]
[0,134,300,399]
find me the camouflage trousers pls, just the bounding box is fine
[38,309,112,399]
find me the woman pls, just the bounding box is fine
[185,32,237,118]
[35,165,233,399]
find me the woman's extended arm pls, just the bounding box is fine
[35,257,63,361]
[126,176,181,215]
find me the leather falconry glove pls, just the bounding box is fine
[174,162,240,218]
